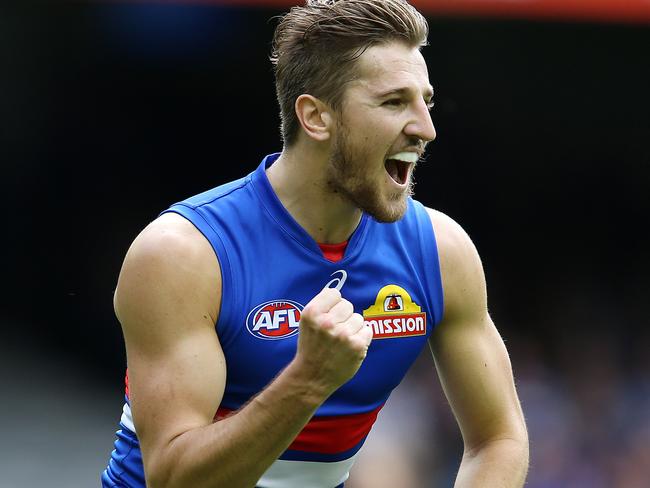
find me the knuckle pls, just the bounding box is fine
[300,309,315,325]
[319,316,336,330]
[333,328,353,345]
[349,314,364,328]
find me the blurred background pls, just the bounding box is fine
[1,0,649,486]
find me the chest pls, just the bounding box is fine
[217,241,435,414]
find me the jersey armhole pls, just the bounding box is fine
[160,205,237,341]
[411,201,445,326]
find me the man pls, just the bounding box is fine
[102,1,528,487]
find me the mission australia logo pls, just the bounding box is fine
[363,285,427,339]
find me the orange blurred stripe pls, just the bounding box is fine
[130,0,650,24]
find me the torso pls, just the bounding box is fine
[104,153,444,488]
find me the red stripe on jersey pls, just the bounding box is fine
[318,241,348,263]
[215,404,383,454]
[125,369,129,397]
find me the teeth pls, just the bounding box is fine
[388,152,419,163]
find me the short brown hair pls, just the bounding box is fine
[271,0,429,146]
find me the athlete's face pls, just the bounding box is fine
[325,41,436,223]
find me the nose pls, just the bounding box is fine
[404,100,436,143]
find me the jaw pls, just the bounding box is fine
[325,163,409,223]
[326,130,414,222]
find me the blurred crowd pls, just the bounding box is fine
[348,329,650,488]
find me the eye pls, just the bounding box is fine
[382,98,404,107]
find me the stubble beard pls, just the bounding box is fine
[325,125,414,223]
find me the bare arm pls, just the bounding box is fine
[116,213,372,488]
[427,209,529,488]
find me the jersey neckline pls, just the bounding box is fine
[318,241,348,262]
[250,153,370,263]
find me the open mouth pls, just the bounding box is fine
[385,158,409,185]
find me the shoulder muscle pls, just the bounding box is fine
[115,212,221,351]
[426,208,487,323]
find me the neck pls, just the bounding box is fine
[266,144,362,244]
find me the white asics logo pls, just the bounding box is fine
[325,270,348,291]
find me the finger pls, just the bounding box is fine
[348,323,373,357]
[355,318,374,345]
[303,287,341,316]
[345,313,365,335]
[324,299,354,325]
[329,312,364,338]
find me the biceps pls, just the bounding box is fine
[127,325,227,455]
[430,315,522,445]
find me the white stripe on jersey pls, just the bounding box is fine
[121,401,356,487]
[257,457,355,488]
[120,402,136,433]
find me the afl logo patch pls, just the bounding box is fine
[246,300,304,340]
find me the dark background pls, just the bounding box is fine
[2,2,649,486]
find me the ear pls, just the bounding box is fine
[294,94,333,142]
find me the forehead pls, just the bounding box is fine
[348,42,432,98]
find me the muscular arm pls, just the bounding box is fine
[116,213,371,488]
[427,209,529,488]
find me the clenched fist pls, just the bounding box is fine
[293,287,374,395]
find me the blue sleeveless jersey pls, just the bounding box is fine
[103,153,444,488]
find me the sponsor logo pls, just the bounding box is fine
[325,269,348,291]
[363,285,426,339]
[246,270,347,340]
[245,300,303,340]
[384,294,404,311]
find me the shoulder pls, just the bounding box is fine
[424,208,481,268]
[424,208,487,322]
[123,212,220,278]
[114,212,222,327]
[177,174,252,209]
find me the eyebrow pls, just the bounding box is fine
[375,86,435,101]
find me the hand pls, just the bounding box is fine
[294,287,374,395]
